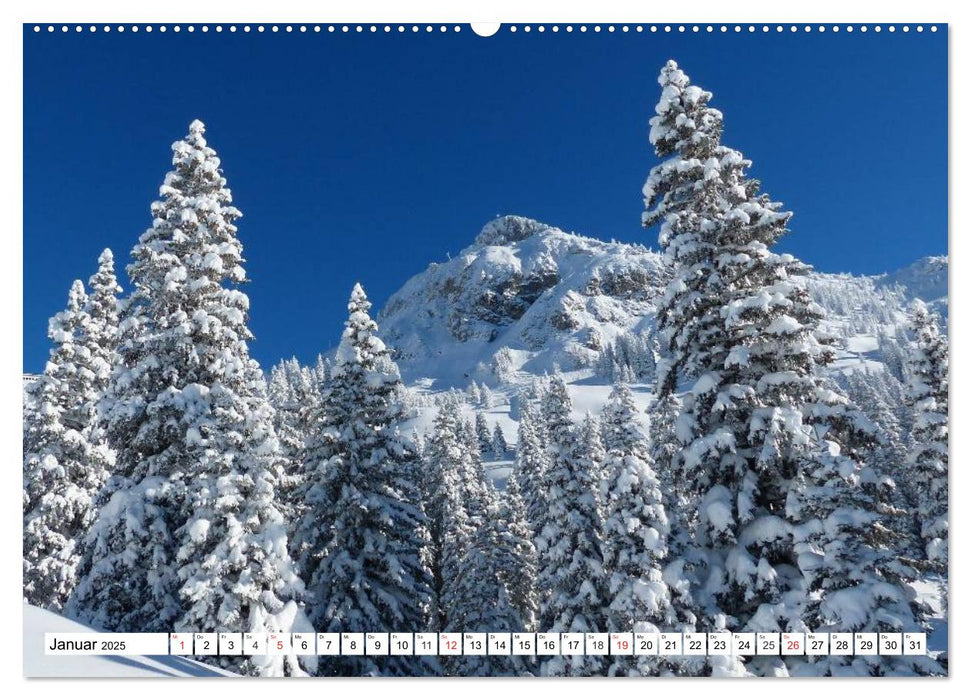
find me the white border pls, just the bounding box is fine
[4,0,960,697]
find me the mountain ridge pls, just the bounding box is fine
[372,214,946,392]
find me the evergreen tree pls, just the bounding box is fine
[840,370,924,570]
[23,280,109,611]
[421,395,474,632]
[515,397,548,540]
[578,412,606,516]
[646,391,701,635]
[267,360,310,518]
[411,428,425,459]
[536,374,608,676]
[449,496,529,677]
[502,469,540,631]
[459,417,492,523]
[905,301,948,569]
[81,249,122,400]
[305,284,433,676]
[492,423,509,457]
[643,62,935,675]
[647,393,686,526]
[645,59,825,636]
[69,121,305,676]
[313,353,331,386]
[480,384,496,409]
[288,357,339,583]
[600,385,675,676]
[468,381,482,405]
[475,411,494,457]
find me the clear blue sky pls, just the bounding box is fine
[23,25,947,373]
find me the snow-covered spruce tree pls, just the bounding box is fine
[647,392,686,528]
[23,281,84,516]
[437,441,495,673]
[840,370,924,571]
[287,357,341,585]
[268,358,320,519]
[790,390,942,676]
[468,381,482,405]
[438,432,535,677]
[502,469,540,632]
[460,417,493,524]
[475,411,494,457]
[69,121,306,676]
[646,391,701,640]
[70,249,123,429]
[267,363,301,476]
[306,284,433,676]
[515,396,549,540]
[449,496,530,677]
[536,374,608,676]
[492,423,508,457]
[411,428,425,459]
[421,395,475,632]
[599,384,676,676]
[645,59,826,644]
[313,352,331,386]
[82,249,122,389]
[905,300,948,570]
[578,413,606,518]
[644,61,939,676]
[23,280,110,611]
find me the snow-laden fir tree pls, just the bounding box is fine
[312,352,331,386]
[501,469,540,631]
[475,411,494,457]
[421,395,476,632]
[23,278,112,611]
[515,396,549,540]
[599,384,676,676]
[491,422,508,457]
[305,284,433,676]
[411,427,425,458]
[268,358,320,518]
[69,121,306,676]
[536,374,608,676]
[647,393,686,531]
[286,365,337,587]
[267,363,301,468]
[789,387,941,676]
[905,300,948,569]
[80,249,122,400]
[644,61,939,676]
[645,59,821,639]
[467,380,482,405]
[578,412,606,517]
[449,495,531,677]
[840,369,924,571]
[460,417,493,525]
[646,391,698,615]
[480,383,496,409]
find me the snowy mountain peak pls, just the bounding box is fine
[474,215,552,247]
[377,217,669,388]
[877,255,948,305]
[373,217,946,393]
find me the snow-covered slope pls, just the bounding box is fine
[23,604,236,677]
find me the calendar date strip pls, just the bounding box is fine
[46,631,928,657]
